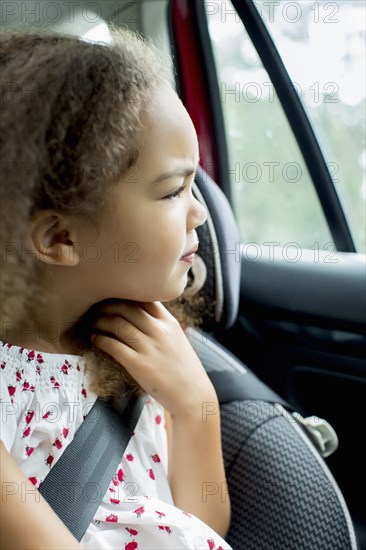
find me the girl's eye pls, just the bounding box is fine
[164,184,186,200]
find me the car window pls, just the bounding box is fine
[205,0,365,254]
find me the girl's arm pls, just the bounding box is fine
[0,442,82,550]
[92,300,231,538]
[164,406,231,538]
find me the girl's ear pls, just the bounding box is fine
[28,211,81,266]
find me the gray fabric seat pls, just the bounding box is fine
[187,166,359,549]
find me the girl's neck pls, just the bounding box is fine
[1,297,104,357]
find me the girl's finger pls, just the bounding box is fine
[91,333,140,371]
[140,301,170,320]
[92,315,143,349]
[97,302,153,336]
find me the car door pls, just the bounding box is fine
[168,0,366,546]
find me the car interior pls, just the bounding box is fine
[1,0,365,548]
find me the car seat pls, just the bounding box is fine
[185,165,359,549]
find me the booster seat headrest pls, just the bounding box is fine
[185,165,241,331]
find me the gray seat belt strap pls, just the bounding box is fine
[39,394,145,542]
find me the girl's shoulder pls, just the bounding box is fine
[0,340,166,457]
[0,340,95,457]
[0,340,86,391]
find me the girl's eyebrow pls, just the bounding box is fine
[150,165,199,186]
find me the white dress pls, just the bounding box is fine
[0,341,232,550]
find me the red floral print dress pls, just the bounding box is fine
[0,341,232,549]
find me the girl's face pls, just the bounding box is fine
[75,85,207,303]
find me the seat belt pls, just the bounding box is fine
[39,393,145,542]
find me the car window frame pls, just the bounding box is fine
[169,0,358,253]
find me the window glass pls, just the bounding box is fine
[81,20,113,45]
[205,0,365,252]
[254,0,365,252]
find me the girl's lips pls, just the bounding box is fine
[180,253,195,264]
[180,244,199,259]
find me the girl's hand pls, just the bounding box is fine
[91,301,217,417]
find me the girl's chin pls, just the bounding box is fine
[159,279,189,303]
[103,272,190,304]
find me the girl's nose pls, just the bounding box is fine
[188,194,208,231]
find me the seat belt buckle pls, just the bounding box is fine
[294,414,339,458]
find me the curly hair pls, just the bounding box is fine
[0,25,213,408]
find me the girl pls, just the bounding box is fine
[0,25,232,549]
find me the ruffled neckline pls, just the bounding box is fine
[0,340,83,368]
